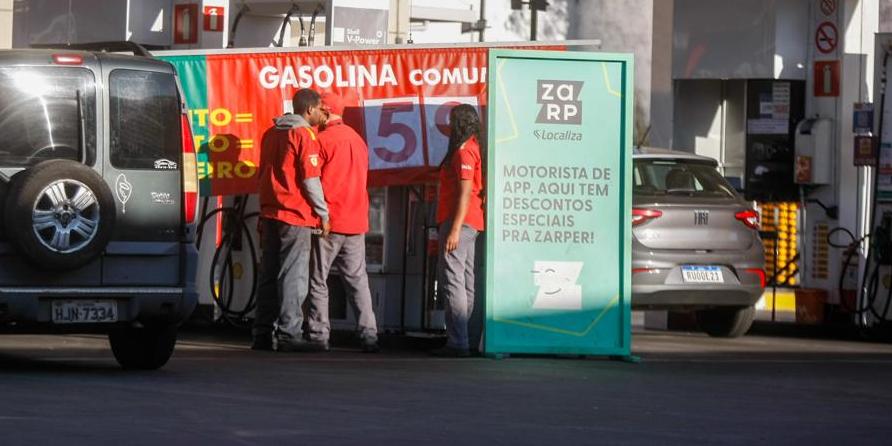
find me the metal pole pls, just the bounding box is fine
[399,188,410,333]
[479,0,486,42]
[530,5,538,41]
[420,188,430,330]
[772,238,778,322]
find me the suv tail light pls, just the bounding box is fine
[181,113,199,225]
[735,209,760,230]
[52,54,83,65]
[632,208,662,226]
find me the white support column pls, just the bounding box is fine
[0,0,12,49]
[801,0,844,297]
[390,0,410,44]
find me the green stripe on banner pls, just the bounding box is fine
[162,55,212,196]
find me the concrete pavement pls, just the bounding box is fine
[1,328,891,445]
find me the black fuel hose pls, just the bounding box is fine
[308,4,323,47]
[830,227,892,322]
[196,195,260,328]
[276,5,301,48]
[227,4,249,48]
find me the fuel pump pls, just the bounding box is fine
[832,214,892,333]
[827,38,892,335]
[193,2,333,327]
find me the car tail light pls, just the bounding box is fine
[632,208,662,226]
[735,209,760,230]
[632,268,657,274]
[744,268,766,288]
[181,113,199,225]
[52,54,83,65]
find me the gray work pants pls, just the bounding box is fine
[253,218,313,341]
[437,222,479,350]
[307,233,378,343]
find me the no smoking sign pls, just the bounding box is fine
[815,21,838,54]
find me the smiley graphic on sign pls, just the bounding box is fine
[531,261,584,310]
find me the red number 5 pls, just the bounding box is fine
[374,102,417,163]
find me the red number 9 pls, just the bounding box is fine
[435,101,462,137]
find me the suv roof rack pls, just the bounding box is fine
[30,41,155,58]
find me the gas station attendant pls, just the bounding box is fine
[432,104,485,358]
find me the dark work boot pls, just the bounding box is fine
[430,346,470,358]
[277,338,330,353]
[251,334,274,351]
[361,339,380,353]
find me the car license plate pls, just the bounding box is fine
[52,300,118,324]
[681,266,724,283]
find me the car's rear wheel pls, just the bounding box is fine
[696,305,755,338]
[109,324,178,370]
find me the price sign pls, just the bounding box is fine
[363,96,482,171]
[363,97,425,170]
[423,96,481,166]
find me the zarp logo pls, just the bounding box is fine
[536,80,584,125]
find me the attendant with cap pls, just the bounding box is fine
[306,92,380,353]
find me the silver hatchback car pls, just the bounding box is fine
[631,148,765,337]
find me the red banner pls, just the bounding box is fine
[180,45,561,196]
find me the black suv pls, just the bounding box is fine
[0,46,199,369]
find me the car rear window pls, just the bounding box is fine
[109,69,180,170]
[0,66,97,167]
[634,158,737,198]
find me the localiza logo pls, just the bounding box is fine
[536,80,584,125]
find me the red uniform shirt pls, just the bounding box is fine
[437,135,485,231]
[318,119,370,234]
[258,124,323,227]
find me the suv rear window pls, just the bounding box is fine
[0,67,96,167]
[109,69,180,170]
[634,158,737,198]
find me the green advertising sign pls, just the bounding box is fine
[162,55,212,196]
[485,50,633,356]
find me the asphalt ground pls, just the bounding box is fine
[1,326,891,445]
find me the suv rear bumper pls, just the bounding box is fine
[0,286,198,330]
[0,242,199,331]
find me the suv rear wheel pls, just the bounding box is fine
[108,324,178,370]
[4,159,115,270]
[696,305,755,338]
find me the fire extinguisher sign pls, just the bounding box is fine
[204,6,225,32]
[814,60,840,97]
[174,4,198,44]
